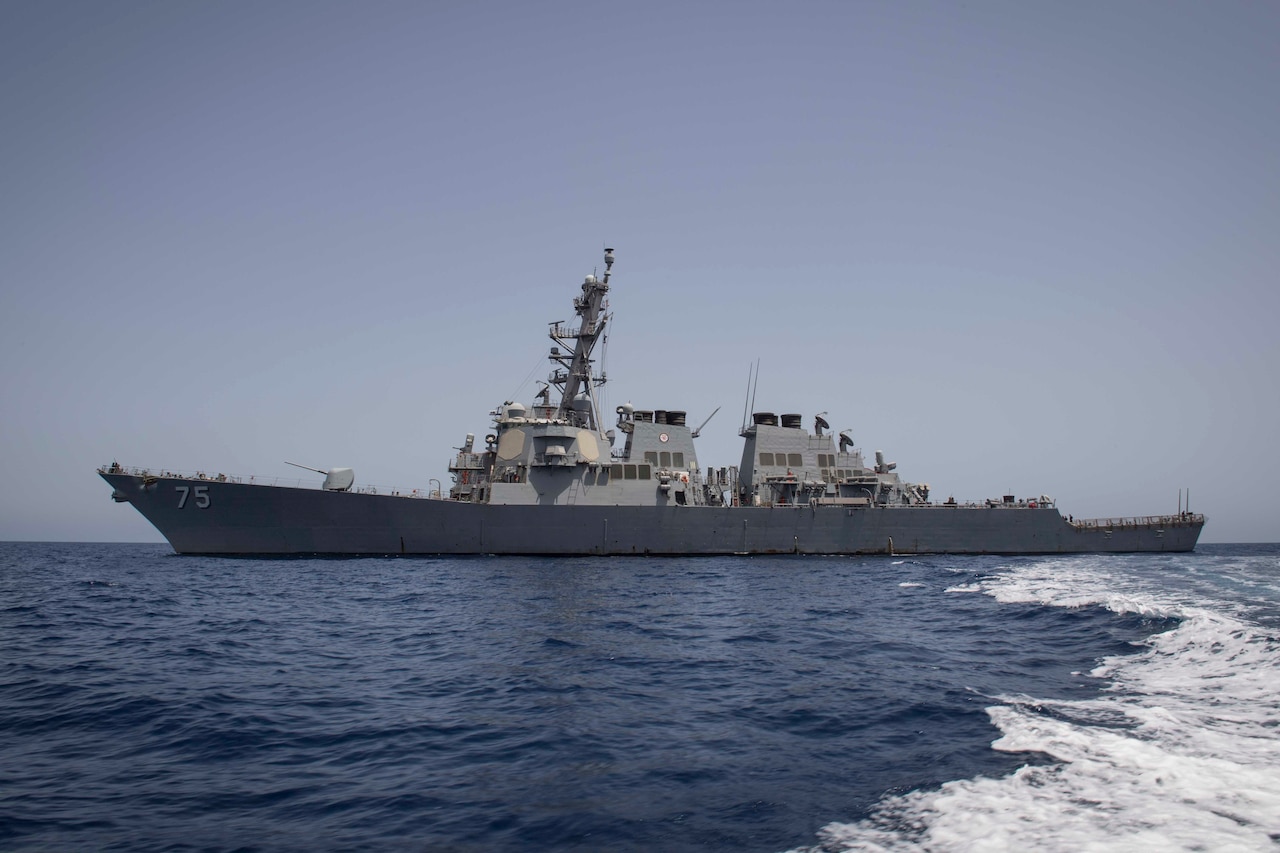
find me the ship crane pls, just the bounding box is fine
[691,406,721,438]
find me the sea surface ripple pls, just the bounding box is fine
[1,543,1275,851]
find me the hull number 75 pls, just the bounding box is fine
[176,485,210,509]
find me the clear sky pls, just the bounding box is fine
[2,1,1276,543]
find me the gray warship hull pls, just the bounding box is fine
[100,471,1204,556]
[99,248,1206,554]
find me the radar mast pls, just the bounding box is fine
[549,247,613,429]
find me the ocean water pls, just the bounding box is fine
[1,543,1276,852]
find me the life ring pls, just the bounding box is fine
[680,473,689,483]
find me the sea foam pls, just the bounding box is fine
[792,556,1280,852]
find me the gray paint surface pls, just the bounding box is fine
[97,249,1205,555]
[100,471,1202,556]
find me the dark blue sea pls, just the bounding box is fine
[2,544,1277,852]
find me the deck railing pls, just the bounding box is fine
[98,465,443,499]
[1070,514,1204,529]
[99,465,1208,522]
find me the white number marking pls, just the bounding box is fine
[176,484,210,509]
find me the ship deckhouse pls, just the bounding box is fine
[738,412,929,508]
[447,249,730,509]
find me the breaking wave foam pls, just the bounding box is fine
[791,555,1280,852]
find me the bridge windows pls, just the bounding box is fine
[644,451,687,469]
[759,451,803,467]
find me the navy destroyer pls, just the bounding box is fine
[99,249,1204,555]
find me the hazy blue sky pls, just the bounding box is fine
[2,1,1276,543]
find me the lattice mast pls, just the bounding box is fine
[549,247,613,429]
